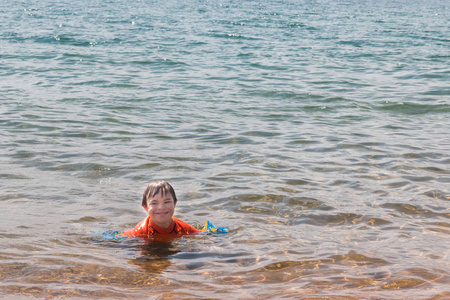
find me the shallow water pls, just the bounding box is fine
[1,0,449,299]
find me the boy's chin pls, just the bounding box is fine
[152,216,173,227]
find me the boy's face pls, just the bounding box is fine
[143,191,176,229]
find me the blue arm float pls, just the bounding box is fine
[201,221,230,234]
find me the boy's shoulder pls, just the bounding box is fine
[123,216,152,237]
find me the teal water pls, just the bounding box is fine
[1,0,449,299]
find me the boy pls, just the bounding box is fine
[124,180,201,238]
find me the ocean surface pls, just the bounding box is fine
[1,0,449,299]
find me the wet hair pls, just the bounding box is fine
[142,180,178,207]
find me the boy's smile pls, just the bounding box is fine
[143,192,176,229]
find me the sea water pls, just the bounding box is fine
[1,0,449,298]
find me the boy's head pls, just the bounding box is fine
[142,180,178,208]
[141,180,178,229]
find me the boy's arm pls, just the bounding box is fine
[174,218,202,234]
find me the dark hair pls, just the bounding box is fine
[142,180,178,207]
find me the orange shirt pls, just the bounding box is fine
[123,216,201,239]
